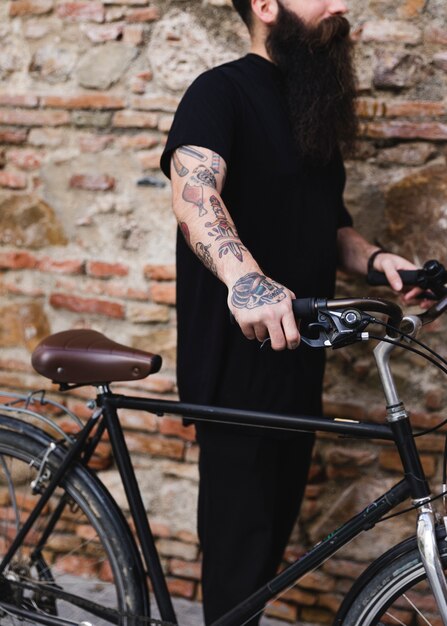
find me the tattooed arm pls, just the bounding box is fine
[170,145,300,350]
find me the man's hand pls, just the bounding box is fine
[228,272,300,351]
[371,252,432,307]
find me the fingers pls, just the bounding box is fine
[381,258,403,292]
[234,307,301,350]
[231,295,300,351]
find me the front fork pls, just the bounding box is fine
[374,320,447,625]
[417,503,447,622]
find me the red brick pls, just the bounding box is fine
[103,0,149,4]
[41,93,125,110]
[424,25,447,45]
[0,129,28,144]
[117,133,159,150]
[379,450,436,476]
[112,110,158,128]
[0,277,44,297]
[69,174,115,191]
[0,251,37,269]
[126,7,160,22]
[357,98,446,119]
[81,22,124,42]
[385,101,446,117]
[53,554,99,577]
[166,577,195,600]
[78,133,114,153]
[9,0,53,17]
[7,149,42,171]
[55,276,152,300]
[136,148,164,169]
[0,171,27,189]
[150,283,176,306]
[123,24,144,45]
[322,399,366,420]
[56,2,105,22]
[50,293,125,319]
[117,409,158,432]
[169,559,201,580]
[86,260,129,278]
[159,115,174,133]
[0,94,39,108]
[362,121,447,140]
[37,257,84,274]
[125,433,184,459]
[130,77,147,94]
[265,600,297,622]
[0,109,69,127]
[159,416,196,442]
[131,94,180,112]
[425,388,445,411]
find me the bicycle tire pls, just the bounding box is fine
[0,425,150,625]
[337,525,447,625]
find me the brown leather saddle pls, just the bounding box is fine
[32,329,162,386]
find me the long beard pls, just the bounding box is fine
[266,5,358,164]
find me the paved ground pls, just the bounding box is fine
[153,597,285,626]
[53,577,287,626]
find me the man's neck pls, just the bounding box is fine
[249,43,271,61]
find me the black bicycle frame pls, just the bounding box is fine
[0,387,430,626]
[100,391,428,626]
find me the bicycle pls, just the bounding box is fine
[0,259,447,626]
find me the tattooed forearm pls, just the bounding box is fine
[173,151,189,177]
[180,221,192,248]
[205,195,246,262]
[196,242,218,277]
[182,183,207,217]
[231,273,287,309]
[192,165,217,189]
[178,146,207,162]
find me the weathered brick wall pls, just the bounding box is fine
[0,0,446,623]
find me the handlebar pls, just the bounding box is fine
[292,297,403,330]
[292,296,403,347]
[367,259,447,299]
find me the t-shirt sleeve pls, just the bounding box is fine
[160,68,237,179]
[336,153,353,229]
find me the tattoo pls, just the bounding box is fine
[196,242,218,276]
[173,151,189,177]
[182,183,207,217]
[205,195,246,262]
[180,221,191,247]
[231,273,287,309]
[211,152,221,174]
[179,146,207,162]
[192,165,217,189]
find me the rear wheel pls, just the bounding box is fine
[0,426,150,625]
[339,528,447,626]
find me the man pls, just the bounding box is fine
[160,1,417,623]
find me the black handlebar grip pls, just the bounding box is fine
[367,269,420,287]
[292,298,317,321]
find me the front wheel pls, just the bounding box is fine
[337,526,447,626]
[0,425,150,625]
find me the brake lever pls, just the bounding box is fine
[300,309,371,349]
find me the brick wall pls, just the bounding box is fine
[0,0,446,623]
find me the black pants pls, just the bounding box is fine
[196,423,315,626]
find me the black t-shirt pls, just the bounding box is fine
[161,53,352,417]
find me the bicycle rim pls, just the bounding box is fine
[0,428,149,625]
[341,539,447,626]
